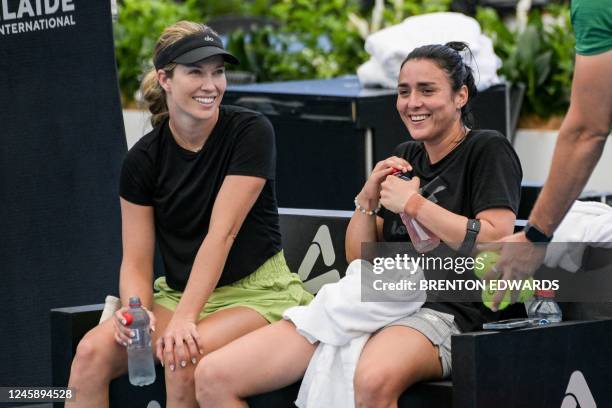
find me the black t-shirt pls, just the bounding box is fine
[379,129,522,332]
[120,105,282,290]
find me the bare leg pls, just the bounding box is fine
[66,302,177,408]
[164,306,268,408]
[67,303,266,408]
[194,320,316,408]
[66,317,128,408]
[354,326,443,408]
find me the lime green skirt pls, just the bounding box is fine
[153,251,313,322]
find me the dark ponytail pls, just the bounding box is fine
[400,41,478,128]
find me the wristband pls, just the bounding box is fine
[458,218,481,255]
[403,193,426,217]
[524,222,553,243]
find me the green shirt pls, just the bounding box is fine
[571,0,612,56]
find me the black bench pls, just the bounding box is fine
[51,208,612,407]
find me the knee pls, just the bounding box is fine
[165,366,195,395]
[354,367,396,407]
[70,337,110,383]
[194,362,215,403]
[194,354,233,404]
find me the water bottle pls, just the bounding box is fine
[399,213,440,253]
[393,170,440,253]
[527,290,562,323]
[124,296,156,386]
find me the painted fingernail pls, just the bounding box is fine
[123,342,128,347]
[122,319,126,325]
[199,349,204,355]
[180,360,187,368]
[191,357,197,365]
[170,364,175,372]
[161,361,164,367]
[128,339,133,345]
[130,331,136,338]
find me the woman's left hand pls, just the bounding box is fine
[380,174,421,214]
[156,316,203,371]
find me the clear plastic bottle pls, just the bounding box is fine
[393,171,440,253]
[125,296,156,386]
[399,213,440,253]
[527,290,562,323]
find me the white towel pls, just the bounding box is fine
[284,259,425,408]
[99,295,121,324]
[357,58,397,89]
[544,201,612,272]
[295,334,370,408]
[357,12,502,91]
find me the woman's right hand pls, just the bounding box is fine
[112,306,157,347]
[359,156,412,202]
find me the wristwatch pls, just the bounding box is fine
[524,222,553,243]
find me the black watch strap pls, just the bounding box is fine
[524,222,553,243]
[458,219,481,255]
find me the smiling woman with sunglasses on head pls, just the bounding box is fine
[66,21,312,407]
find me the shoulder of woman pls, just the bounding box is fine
[221,104,266,120]
[124,122,165,169]
[464,130,521,173]
[129,125,160,152]
[221,105,273,131]
[466,129,512,150]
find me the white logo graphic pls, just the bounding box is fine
[0,0,77,36]
[204,35,215,42]
[298,225,341,293]
[560,370,596,408]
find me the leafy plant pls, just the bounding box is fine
[226,0,455,82]
[382,0,451,26]
[349,0,451,40]
[227,0,368,81]
[477,3,574,117]
[114,0,201,104]
[187,0,243,16]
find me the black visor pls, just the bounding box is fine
[154,31,239,69]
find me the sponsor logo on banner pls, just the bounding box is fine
[298,225,341,293]
[0,0,77,36]
[560,370,596,408]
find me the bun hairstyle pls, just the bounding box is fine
[400,41,478,128]
[140,21,214,127]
